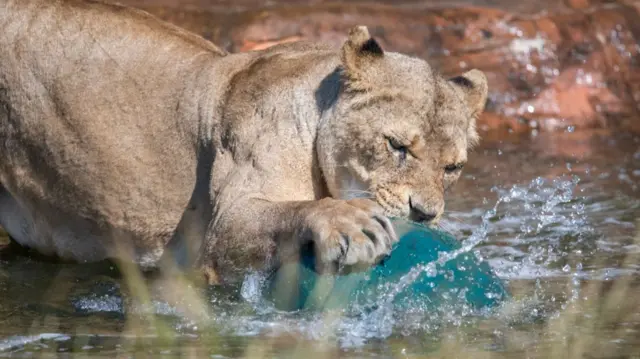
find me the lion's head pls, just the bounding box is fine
[317,26,488,225]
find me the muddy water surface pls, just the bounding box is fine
[0,130,638,358]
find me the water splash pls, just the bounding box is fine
[179,176,592,347]
[58,176,592,349]
[335,176,594,345]
[478,176,593,284]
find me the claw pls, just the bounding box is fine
[373,214,398,244]
[339,233,349,258]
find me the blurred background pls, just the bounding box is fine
[126,0,640,135]
[0,0,639,358]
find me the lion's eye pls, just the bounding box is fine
[444,163,464,174]
[387,138,408,160]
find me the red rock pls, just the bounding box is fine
[502,66,624,131]
[566,0,591,9]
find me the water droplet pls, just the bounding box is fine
[426,265,438,278]
[563,264,571,273]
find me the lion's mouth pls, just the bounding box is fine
[375,192,444,227]
[377,200,442,230]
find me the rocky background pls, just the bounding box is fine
[119,0,640,134]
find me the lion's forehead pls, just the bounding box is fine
[377,77,471,130]
[372,54,435,96]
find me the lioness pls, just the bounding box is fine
[0,0,487,283]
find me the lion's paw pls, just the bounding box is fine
[298,198,398,274]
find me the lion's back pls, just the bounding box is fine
[0,0,228,265]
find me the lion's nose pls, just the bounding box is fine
[409,197,437,223]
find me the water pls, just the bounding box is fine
[0,130,638,358]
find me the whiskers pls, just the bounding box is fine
[445,211,474,224]
[339,189,375,200]
[436,220,457,233]
[438,210,472,234]
[339,189,403,219]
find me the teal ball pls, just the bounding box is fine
[267,219,509,311]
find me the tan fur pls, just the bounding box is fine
[0,1,488,282]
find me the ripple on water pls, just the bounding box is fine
[1,137,638,355]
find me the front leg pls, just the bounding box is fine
[202,197,398,284]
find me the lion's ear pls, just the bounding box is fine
[449,69,488,147]
[449,69,488,116]
[340,26,384,85]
